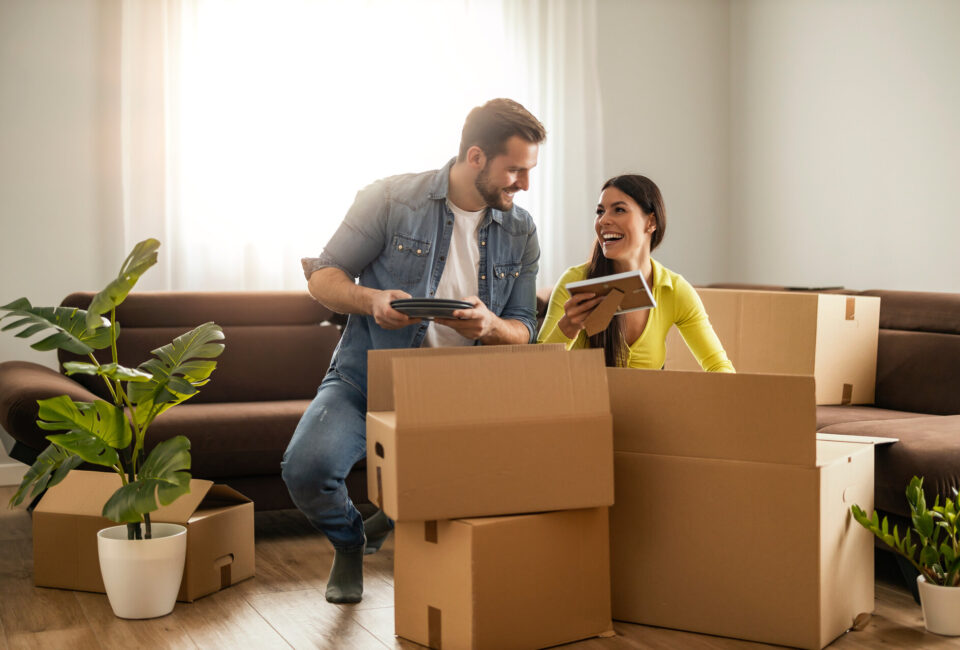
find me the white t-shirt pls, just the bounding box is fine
[423,199,485,348]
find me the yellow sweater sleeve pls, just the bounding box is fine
[673,277,736,373]
[537,266,588,349]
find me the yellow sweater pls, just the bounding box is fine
[537,260,735,372]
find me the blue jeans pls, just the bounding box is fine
[281,373,369,552]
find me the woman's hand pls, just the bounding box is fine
[558,292,604,338]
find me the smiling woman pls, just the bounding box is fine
[538,174,735,372]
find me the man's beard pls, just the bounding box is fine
[475,163,514,211]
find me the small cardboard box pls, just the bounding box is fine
[665,289,880,404]
[394,507,614,650]
[607,368,875,650]
[366,346,614,521]
[32,469,255,602]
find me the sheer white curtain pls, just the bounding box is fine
[119,0,602,291]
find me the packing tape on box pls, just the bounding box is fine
[428,606,442,648]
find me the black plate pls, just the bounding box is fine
[390,298,473,319]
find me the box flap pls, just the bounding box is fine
[608,368,816,466]
[392,349,608,427]
[367,344,565,412]
[34,469,214,523]
[816,432,898,445]
[35,470,124,516]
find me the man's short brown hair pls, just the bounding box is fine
[457,98,546,162]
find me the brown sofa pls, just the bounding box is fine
[0,291,357,510]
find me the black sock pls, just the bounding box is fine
[363,509,394,555]
[325,543,365,603]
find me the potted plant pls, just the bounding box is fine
[851,476,960,636]
[2,238,224,619]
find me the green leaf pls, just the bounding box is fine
[8,445,83,507]
[0,299,112,354]
[127,322,224,427]
[101,436,191,523]
[85,239,160,330]
[920,545,942,569]
[63,361,152,382]
[36,397,131,466]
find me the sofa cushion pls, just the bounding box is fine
[875,330,960,415]
[816,405,927,429]
[139,398,369,480]
[861,289,960,335]
[818,415,960,520]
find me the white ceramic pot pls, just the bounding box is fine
[97,523,188,619]
[917,575,960,636]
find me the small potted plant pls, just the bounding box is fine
[2,238,224,619]
[851,476,960,636]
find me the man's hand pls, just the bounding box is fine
[434,296,499,341]
[370,289,422,330]
[558,292,604,339]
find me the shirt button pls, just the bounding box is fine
[480,241,486,246]
[416,249,422,254]
[499,272,505,278]
[398,244,403,251]
[447,220,453,226]
[514,272,519,277]
[481,274,486,280]
[440,255,445,261]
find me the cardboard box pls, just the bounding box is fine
[664,289,880,404]
[366,346,614,521]
[33,469,255,602]
[607,368,875,649]
[394,507,614,650]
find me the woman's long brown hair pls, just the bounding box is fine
[587,175,667,366]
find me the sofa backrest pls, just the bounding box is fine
[59,292,342,404]
[861,289,960,415]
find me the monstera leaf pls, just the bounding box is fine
[0,299,112,354]
[85,238,160,330]
[101,436,191,523]
[36,396,132,466]
[128,322,225,427]
[63,361,152,383]
[8,444,83,507]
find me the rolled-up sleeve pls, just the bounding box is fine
[301,180,389,280]
[498,224,540,342]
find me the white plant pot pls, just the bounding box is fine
[97,523,187,619]
[917,575,960,636]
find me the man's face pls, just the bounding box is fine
[474,135,539,211]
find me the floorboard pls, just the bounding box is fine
[3,485,959,649]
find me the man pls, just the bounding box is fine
[282,98,546,603]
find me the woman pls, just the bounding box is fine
[538,174,734,372]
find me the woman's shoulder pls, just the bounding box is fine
[653,258,694,293]
[556,263,590,285]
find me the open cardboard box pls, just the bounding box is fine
[665,289,880,405]
[365,345,614,521]
[607,368,883,650]
[32,469,255,602]
[394,507,614,650]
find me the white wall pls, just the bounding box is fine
[0,0,123,483]
[596,0,731,285]
[728,0,960,291]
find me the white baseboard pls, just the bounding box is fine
[0,461,26,487]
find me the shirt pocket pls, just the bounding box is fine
[491,261,522,311]
[384,233,432,285]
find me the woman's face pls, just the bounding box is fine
[595,186,655,267]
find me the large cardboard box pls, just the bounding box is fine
[33,469,255,602]
[607,368,875,650]
[665,289,880,404]
[394,507,614,650]
[366,346,614,521]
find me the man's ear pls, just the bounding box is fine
[466,145,486,170]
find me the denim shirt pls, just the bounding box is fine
[301,158,540,395]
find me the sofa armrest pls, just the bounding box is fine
[0,361,101,455]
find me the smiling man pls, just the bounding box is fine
[282,99,546,603]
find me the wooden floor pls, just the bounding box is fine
[1,485,957,649]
